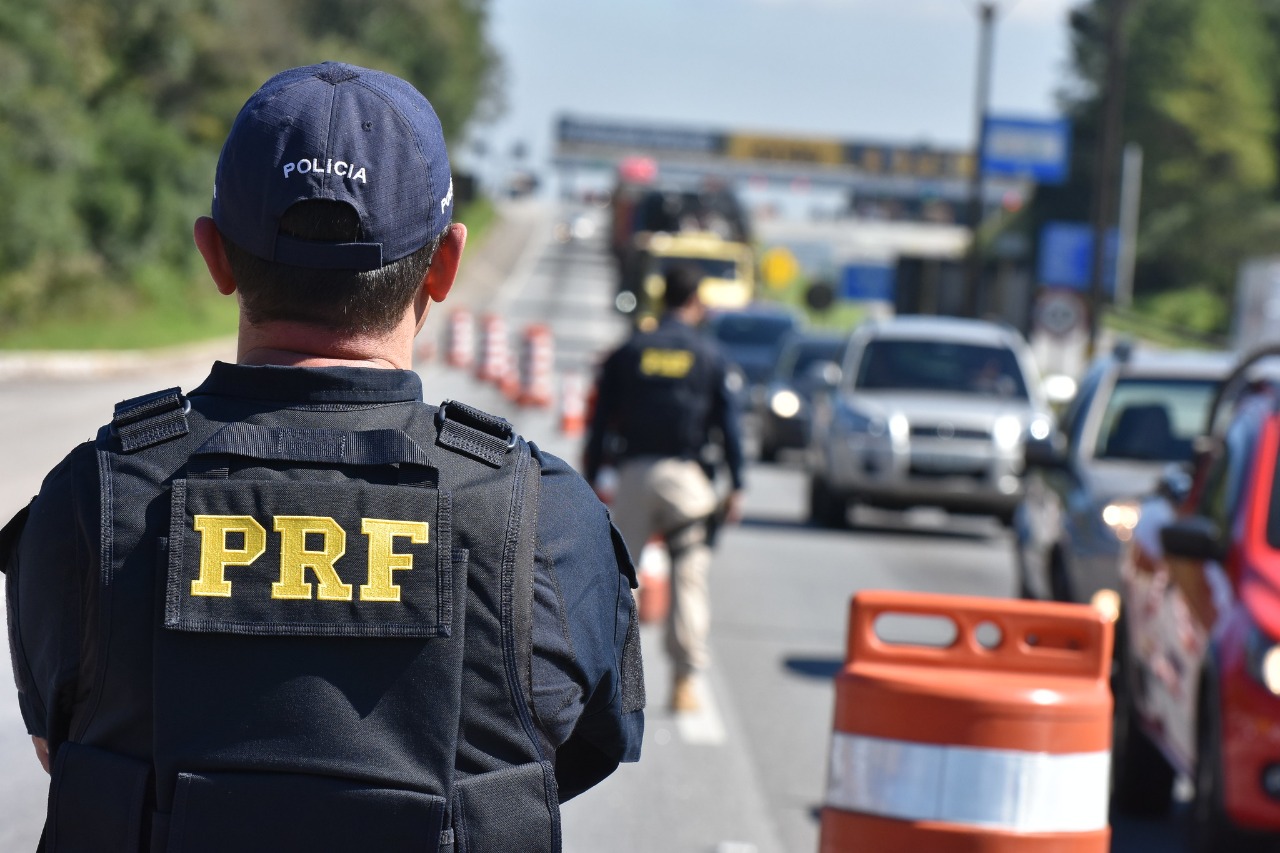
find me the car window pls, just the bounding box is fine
[711,315,796,347]
[656,256,738,280]
[1203,412,1258,533]
[1092,377,1219,462]
[853,339,1028,399]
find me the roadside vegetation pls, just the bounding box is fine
[0,0,501,350]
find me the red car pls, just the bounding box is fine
[1113,347,1280,850]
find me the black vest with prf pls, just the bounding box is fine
[611,322,720,460]
[46,389,558,853]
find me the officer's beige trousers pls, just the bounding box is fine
[611,457,718,678]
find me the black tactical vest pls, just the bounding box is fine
[41,388,559,853]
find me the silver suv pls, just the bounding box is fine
[806,315,1051,528]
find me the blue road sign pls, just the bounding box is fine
[982,117,1071,185]
[840,263,895,301]
[1037,221,1117,293]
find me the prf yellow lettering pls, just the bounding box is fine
[360,519,429,602]
[190,514,429,601]
[640,348,694,378]
[272,516,352,601]
[192,515,267,597]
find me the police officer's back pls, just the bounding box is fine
[2,62,643,853]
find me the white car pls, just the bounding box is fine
[806,315,1052,528]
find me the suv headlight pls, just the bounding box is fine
[993,415,1023,449]
[1245,617,1280,695]
[1101,500,1141,543]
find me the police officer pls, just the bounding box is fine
[584,264,744,713]
[2,62,642,852]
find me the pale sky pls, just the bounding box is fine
[470,0,1081,181]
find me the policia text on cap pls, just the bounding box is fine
[1,62,643,853]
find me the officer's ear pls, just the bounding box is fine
[194,217,237,296]
[424,222,467,304]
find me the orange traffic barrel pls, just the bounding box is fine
[820,591,1113,853]
[517,323,555,408]
[444,308,475,369]
[475,313,509,384]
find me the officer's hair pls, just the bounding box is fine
[222,200,446,336]
[663,263,703,310]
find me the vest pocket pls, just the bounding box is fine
[46,742,151,852]
[161,770,446,853]
[452,762,560,853]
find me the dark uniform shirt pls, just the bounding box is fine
[585,315,745,491]
[7,362,642,802]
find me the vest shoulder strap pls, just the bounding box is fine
[434,400,514,467]
[111,387,190,452]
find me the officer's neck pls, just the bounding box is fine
[235,318,415,370]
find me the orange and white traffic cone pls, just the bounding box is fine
[559,371,588,437]
[475,314,509,384]
[517,324,555,408]
[444,308,475,369]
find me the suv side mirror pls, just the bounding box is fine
[1159,516,1225,562]
[1023,432,1067,469]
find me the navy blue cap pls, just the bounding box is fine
[212,62,454,271]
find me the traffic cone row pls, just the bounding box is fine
[441,315,594,438]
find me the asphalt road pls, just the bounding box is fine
[0,200,1193,851]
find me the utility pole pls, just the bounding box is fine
[962,2,998,318]
[1087,0,1133,354]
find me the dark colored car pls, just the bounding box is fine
[1112,346,1280,850]
[757,333,845,462]
[1016,344,1233,604]
[704,305,803,410]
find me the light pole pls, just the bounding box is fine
[963,2,998,318]
[1087,0,1134,354]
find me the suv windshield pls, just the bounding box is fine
[1093,376,1219,462]
[778,339,844,381]
[853,339,1028,399]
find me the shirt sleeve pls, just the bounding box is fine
[582,347,624,487]
[6,443,96,744]
[528,444,644,801]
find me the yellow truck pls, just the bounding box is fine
[634,231,756,325]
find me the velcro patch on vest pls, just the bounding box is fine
[165,479,452,637]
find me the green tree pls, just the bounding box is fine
[0,0,501,339]
[1027,0,1280,337]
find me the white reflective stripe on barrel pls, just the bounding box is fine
[826,732,1110,834]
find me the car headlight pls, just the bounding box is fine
[993,415,1023,449]
[1101,500,1141,543]
[888,413,909,441]
[770,390,802,418]
[1245,618,1280,695]
[1028,416,1052,441]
